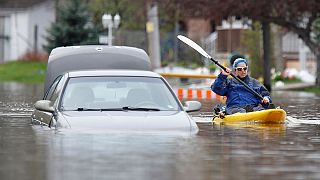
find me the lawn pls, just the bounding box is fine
[0,61,47,83]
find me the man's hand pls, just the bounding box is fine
[222,67,231,75]
[261,96,270,104]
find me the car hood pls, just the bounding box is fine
[58,111,198,134]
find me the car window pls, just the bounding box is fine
[49,75,67,103]
[61,76,180,111]
[44,76,62,100]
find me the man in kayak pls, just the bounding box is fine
[211,58,271,115]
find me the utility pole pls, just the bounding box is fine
[173,8,180,64]
[34,25,38,54]
[146,1,161,70]
[173,20,179,64]
[299,39,308,71]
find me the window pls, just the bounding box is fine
[61,76,180,111]
[50,75,66,103]
[44,76,62,100]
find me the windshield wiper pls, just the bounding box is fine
[74,107,160,111]
[76,108,124,111]
[122,106,160,111]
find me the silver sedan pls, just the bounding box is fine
[32,70,200,134]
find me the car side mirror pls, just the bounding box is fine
[184,101,201,112]
[34,100,54,113]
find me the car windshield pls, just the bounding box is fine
[61,76,180,111]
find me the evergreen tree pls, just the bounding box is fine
[44,0,99,53]
[313,18,320,44]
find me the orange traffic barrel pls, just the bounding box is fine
[197,89,202,99]
[187,88,193,99]
[206,90,212,99]
[177,88,183,99]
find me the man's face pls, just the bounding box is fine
[234,62,248,78]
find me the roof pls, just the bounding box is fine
[44,45,152,93]
[68,70,161,78]
[0,0,50,9]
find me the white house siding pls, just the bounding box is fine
[0,13,13,62]
[3,16,10,61]
[0,17,5,62]
[27,1,55,54]
[282,32,300,53]
[282,31,316,75]
[0,0,55,62]
[9,11,29,61]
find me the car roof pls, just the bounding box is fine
[44,45,151,93]
[67,70,162,78]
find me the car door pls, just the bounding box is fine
[32,74,67,127]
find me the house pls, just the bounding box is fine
[0,0,55,63]
[282,32,316,75]
[184,17,250,65]
[184,17,316,76]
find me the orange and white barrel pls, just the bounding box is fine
[174,88,219,100]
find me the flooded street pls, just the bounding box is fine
[0,83,319,180]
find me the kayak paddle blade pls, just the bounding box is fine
[177,35,212,59]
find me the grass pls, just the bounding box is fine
[0,61,47,83]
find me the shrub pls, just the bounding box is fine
[20,51,48,62]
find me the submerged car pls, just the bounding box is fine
[31,46,201,134]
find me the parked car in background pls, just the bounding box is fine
[31,46,201,134]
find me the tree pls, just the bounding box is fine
[89,0,184,66]
[162,0,320,86]
[241,22,263,79]
[89,0,147,30]
[44,0,99,53]
[313,18,320,44]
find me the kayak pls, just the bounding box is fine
[213,109,286,124]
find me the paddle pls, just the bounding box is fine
[177,35,264,100]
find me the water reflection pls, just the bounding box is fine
[0,83,319,180]
[0,83,43,115]
[0,117,47,180]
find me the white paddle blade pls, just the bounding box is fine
[177,35,211,59]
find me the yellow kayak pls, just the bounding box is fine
[213,109,286,124]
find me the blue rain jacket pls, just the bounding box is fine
[211,73,272,110]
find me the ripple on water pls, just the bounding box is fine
[0,85,320,180]
[308,137,320,143]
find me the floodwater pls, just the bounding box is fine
[0,82,319,180]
